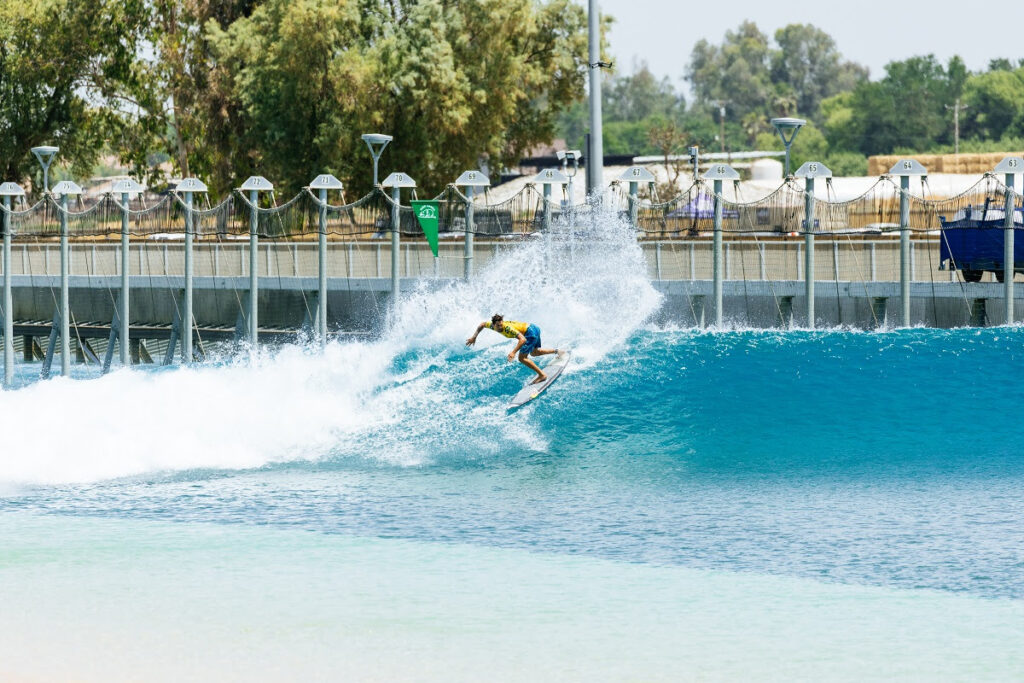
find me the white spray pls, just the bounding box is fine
[0,204,661,485]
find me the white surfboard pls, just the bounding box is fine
[507,351,571,409]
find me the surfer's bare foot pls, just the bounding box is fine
[531,374,547,385]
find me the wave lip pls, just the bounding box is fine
[0,203,660,485]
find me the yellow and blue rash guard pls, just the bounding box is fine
[483,320,530,339]
[483,320,542,354]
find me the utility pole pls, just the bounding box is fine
[588,0,609,198]
[946,98,969,155]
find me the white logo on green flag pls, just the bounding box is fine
[411,200,440,257]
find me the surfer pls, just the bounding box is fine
[466,314,559,384]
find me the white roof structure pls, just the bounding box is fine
[485,164,998,205]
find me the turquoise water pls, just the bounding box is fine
[3,511,1023,681]
[5,328,1024,598]
[2,214,1023,679]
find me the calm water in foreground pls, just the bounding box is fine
[2,214,1022,679]
[2,328,1023,680]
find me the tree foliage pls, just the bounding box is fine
[771,24,867,120]
[603,64,683,122]
[6,6,1024,191]
[687,21,774,121]
[557,61,695,156]
[647,120,690,198]
[683,23,1021,162]
[686,21,867,127]
[822,55,968,156]
[188,0,591,195]
[0,0,155,185]
[2,0,591,195]
[139,0,261,184]
[961,66,1024,141]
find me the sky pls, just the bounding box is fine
[598,0,1021,92]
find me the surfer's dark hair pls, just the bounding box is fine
[491,313,504,325]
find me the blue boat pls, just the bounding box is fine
[939,201,1024,282]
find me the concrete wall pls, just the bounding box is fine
[3,239,1022,334]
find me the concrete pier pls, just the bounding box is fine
[2,238,1022,362]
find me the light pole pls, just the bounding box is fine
[795,161,832,329]
[994,157,1022,324]
[531,168,569,272]
[455,170,491,281]
[702,163,740,327]
[309,173,344,347]
[617,166,655,229]
[31,145,59,193]
[111,178,145,369]
[381,172,417,319]
[51,179,82,377]
[770,117,806,177]
[361,134,393,187]
[587,0,605,197]
[888,159,927,327]
[557,150,581,209]
[174,177,205,365]
[1,181,25,387]
[239,175,273,356]
[946,99,968,156]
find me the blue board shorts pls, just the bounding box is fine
[520,324,542,355]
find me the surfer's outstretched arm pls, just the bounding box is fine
[465,322,487,346]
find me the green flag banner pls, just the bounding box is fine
[410,200,440,257]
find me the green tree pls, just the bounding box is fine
[204,0,369,195]
[557,61,687,155]
[821,151,867,177]
[961,67,1024,141]
[202,0,591,195]
[686,21,866,124]
[603,62,683,122]
[686,21,774,120]
[771,24,867,121]
[988,58,1021,72]
[647,119,689,198]
[137,1,261,183]
[836,55,960,155]
[819,91,857,153]
[0,0,154,186]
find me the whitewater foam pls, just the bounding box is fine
[0,204,660,484]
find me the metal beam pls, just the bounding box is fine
[2,194,13,386]
[587,0,604,196]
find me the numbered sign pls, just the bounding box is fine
[532,168,568,184]
[618,166,654,182]
[887,159,926,176]
[701,164,739,181]
[456,170,490,187]
[381,172,417,188]
[794,162,832,179]
[994,157,1024,174]
[240,176,274,191]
